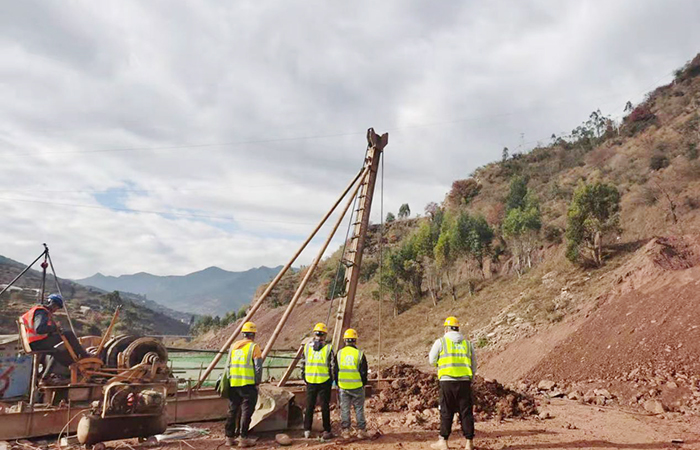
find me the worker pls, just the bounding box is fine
[428,316,477,450]
[225,321,263,448]
[334,328,369,439]
[20,294,88,369]
[300,322,334,440]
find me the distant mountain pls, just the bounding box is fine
[0,254,190,336]
[75,265,282,316]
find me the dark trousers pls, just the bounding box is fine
[439,380,474,440]
[225,385,258,438]
[304,380,332,432]
[30,332,88,367]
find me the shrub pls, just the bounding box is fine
[446,179,481,207]
[543,225,563,244]
[686,142,698,160]
[649,154,670,171]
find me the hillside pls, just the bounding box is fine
[0,255,190,336]
[75,265,281,316]
[198,53,700,413]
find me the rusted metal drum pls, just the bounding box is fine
[77,414,167,445]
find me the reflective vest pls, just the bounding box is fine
[20,306,54,344]
[337,346,363,390]
[229,342,257,387]
[437,337,473,379]
[304,342,332,384]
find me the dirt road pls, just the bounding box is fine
[121,399,699,450]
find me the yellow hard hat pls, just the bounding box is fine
[313,322,328,334]
[444,316,460,328]
[242,321,257,333]
[343,328,358,340]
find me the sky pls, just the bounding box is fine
[1,0,699,279]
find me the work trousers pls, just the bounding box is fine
[304,380,332,432]
[30,331,88,367]
[339,387,366,431]
[439,379,474,440]
[225,385,258,438]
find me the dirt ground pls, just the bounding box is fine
[79,399,700,450]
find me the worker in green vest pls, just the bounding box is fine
[428,316,477,450]
[334,328,369,439]
[300,322,335,440]
[226,321,262,448]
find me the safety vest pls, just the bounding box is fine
[337,346,363,390]
[437,337,473,379]
[304,342,332,384]
[20,305,54,344]
[229,341,257,387]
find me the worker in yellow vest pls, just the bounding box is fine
[428,316,477,450]
[300,322,335,440]
[334,328,369,439]
[226,321,262,448]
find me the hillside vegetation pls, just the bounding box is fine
[200,54,700,361]
[0,255,190,336]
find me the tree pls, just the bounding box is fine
[450,212,494,280]
[424,202,440,219]
[398,203,411,219]
[506,175,529,211]
[502,195,542,274]
[447,179,481,207]
[565,182,621,266]
[385,212,396,223]
[502,147,509,161]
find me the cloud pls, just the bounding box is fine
[1,0,699,278]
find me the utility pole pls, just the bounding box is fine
[331,128,388,350]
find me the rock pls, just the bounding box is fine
[567,391,581,400]
[538,411,552,420]
[275,434,292,446]
[0,441,8,450]
[643,399,666,414]
[666,381,678,389]
[368,429,382,440]
[538,380,556,391]
[594,389,612,399]
[548,390,566,398]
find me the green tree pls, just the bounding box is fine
[434,213,458,301]
[398,203,411,219]
[565,182,621,266]
[502,194,542,274]
[506,175,529,211]
[326,264,346,299]
[450,212,494,285]
[385,212,396,223]
[237,305,248,320]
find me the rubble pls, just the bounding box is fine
[368,364,537,426]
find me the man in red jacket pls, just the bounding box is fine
[20,294,88,369]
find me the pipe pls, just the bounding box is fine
[261,169,369,360]
[194,166,368,389]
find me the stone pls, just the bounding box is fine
[594,389,612,399]
[538,411,552,420]
[548,390,566,398]
[643,399,666,414]
[594,396,606,406]
[538,380,556,391]
[567,391,581,400]
[666,381,678,389]
[275,434,292,446]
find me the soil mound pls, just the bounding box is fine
[368,364,537,421]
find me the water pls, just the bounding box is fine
[169,351,301,387]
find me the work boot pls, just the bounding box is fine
[341,429,351,439]
[321,431,334,440]
[356,430,370,440]
[238,437,255,448]
[303,430,311,439]
[225,437,236,447]
[430,437,449,450]
[465,439,474,450]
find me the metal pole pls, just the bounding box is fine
[0,249,45,298]
[46,247,77,336]
[39,250,48,304]
[261,169,369,360]
[194,166,368,389]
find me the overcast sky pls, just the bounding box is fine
[1,0,699,278]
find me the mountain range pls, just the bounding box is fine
[75,265,282,316]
